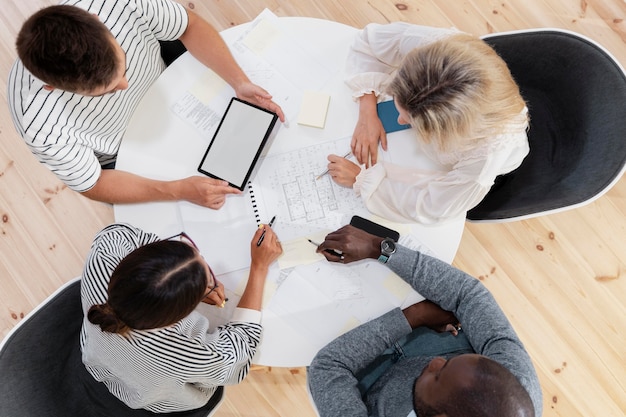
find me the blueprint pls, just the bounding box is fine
[250,136,370,241]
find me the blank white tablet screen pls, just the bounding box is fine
[199,99,275,188]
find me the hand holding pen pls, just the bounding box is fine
[317,152,361,187]
[257,215,276,246]
[308,239,345,260]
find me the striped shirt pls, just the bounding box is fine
[7,0,188,192]
[80,223,263,413]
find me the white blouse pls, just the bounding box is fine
[346,23,529,224]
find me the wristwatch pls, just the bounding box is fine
[377,238,397,264]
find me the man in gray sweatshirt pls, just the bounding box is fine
[308,225,542,417]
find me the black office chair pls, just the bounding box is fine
[467,29,626,222]
[0,278,224,417]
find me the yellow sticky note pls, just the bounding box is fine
[297,91,331,128]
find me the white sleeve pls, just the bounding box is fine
[354,131,529,224]
[345,23,460,100]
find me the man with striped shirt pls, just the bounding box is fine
[8,0,284,209]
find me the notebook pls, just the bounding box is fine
[377,100,411,133]
[297,91,331,128]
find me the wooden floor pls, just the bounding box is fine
[1,1,625,416]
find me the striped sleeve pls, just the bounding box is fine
[136,0,189,41]
[80,223,265,412]
[81,223,159,311]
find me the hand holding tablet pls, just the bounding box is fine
[198,98,279,190]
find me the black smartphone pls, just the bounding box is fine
[349,215,400,241]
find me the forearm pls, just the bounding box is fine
[358,93,378,117]
[236,266,268,311]
[308,308,410,417]
[81,169,182,204]
[179,10,249,90]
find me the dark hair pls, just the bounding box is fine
[16,5,119,93]
[87,240,208,334]
[413,356,535,417]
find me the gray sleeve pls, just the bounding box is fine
[307,308,412,417]
[387,246,543,417]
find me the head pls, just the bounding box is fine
[16,5,128,95]
[387,34,526,151]
[88,234,221,335]
[413,354,535,417]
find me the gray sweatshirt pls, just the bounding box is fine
[308,245,542,417]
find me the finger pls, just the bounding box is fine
[220,186,242,195]
[369,145,378,166]
[443,323,459,336]
[380,131,388,151]
[267,101,285,122]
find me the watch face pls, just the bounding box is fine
[381,239,396,254]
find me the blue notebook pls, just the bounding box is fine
[377,100,411,133]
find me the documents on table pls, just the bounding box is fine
[170,8,335,138]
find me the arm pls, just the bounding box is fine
[354,128,530,224]
[179,10,285,121]
[81,169,241,209]
[387,247,543,416]
[308,308,412,417]
[352,93,386,167]
[316,226,542,415]
[237,225,282,311]
[346,23,458,166]
[194,225,282,385]
[81,223,159,310]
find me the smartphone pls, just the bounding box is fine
[349,215,400,241]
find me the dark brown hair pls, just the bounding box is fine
[87,240,208,334]
[16,5,119,93]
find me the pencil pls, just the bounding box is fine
[315,151,351,180]
[256,215,276,246]
[307,238,344,259]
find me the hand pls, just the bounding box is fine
[235,81,286,122]
[178,176,242,209]
[326,154,361,187]
[201,280,227,307]
[250,225,283,270]
[317,225,382,263]
[352,94,387,167]
[402,300,460,335]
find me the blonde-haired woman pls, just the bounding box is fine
[326,23,529,224]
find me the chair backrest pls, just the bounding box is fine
[0,278,223,417]
[467,29,626,221]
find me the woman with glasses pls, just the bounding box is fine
[79,222,281,415]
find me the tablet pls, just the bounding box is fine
[198,98,278,190]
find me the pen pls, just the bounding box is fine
[256,215,276,246]
[315,151,352,180]
[307,238,345,259]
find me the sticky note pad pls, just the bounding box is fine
[297,91,331,128]
[377,100,411,133]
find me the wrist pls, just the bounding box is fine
[402,303,425,329]
[368,236,385,259]
[377,238,397,264]
[358,93,378,116]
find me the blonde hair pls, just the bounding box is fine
[387,34,527,151]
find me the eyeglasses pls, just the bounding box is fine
[163,232,218,295]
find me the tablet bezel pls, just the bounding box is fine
[197,97,278,191]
